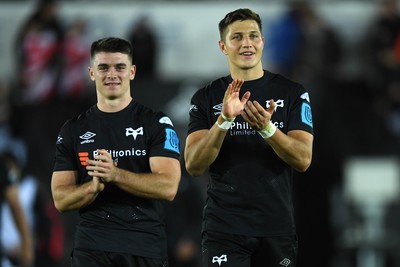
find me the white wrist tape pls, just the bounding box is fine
[215,120,233,130]
[258,121,277,139]
[216,114,235,130]
[221,113,235,122]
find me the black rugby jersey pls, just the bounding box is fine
[53,100,180,258]
[188,70,313,237]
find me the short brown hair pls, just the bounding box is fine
[218,8,262,40]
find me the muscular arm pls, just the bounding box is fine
[86,150,181,201]
[242,100,313,172]
[185,79,250,177]
[51,170,105,212]
[184,116,230,177]
[267,129,313,172]
[5,185,34,267]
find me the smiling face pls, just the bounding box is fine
[89,51,135,102]
[219,19,264,78]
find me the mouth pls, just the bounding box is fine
[240,52,254,56]
[105,82,121,86]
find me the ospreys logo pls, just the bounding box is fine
[126,127,143,140]
[212,254,227,266]
[266,99,284,110]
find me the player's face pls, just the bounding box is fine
[89,52,135,100]
[219,20,264,71]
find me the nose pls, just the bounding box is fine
[242,36,252,47]
[106,68,117,79]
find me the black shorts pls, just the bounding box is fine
[70,248,168,267]
[201,231,298,267]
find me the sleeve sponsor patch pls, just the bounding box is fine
[301,102,313,127]
[164,128,180,154]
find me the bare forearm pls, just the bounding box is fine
[52,182,100,212]
[6,188,34,266]
[185,123,228,177]
[9,202,33,251]
[112,167,180,201]
[266,130,313,172]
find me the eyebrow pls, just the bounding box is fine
[97,63,128,68]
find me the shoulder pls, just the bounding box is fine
[268,71,308,95]
[132,101,163,120]
[133,101,174,126]
[268,71,302,87]
[66,105,95,125]
[59,105,96,134]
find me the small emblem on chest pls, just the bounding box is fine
[80,131,96,144]
[126,127,143,140]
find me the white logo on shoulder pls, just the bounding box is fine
[300,92,310,102]
[280,258,291,266]
[80,132,96,144]
[56,136,63,145]
[159,116,173,126]
[126,127,143,140]
[212,254,227,266]
[189,104,198,112]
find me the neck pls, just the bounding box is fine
[230,66,264,81]
[97,96,132,113]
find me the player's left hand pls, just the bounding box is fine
[86,149,118,183]
[241,99,275,131]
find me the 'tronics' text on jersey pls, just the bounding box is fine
[187,71,313,237]
[53,100,180,259]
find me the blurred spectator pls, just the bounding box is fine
[0,139,65,267]
[266,2,344,267]
[289,1,342,92]
[0,143,33,267]
[11,0,66,179]
[13,0,64,104]
[0,79,12,151]
[264,1,304,77]
[265,0,342,90]
[59,17,92,101]
[363,0,400,142]
[127,16,158,79]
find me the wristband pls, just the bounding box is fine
[257,121,277,139]
[216,120,234,130]
[216,114,235,130]
[221,113,235,122]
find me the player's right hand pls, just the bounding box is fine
[222,79,251,118]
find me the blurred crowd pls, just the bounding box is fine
[0,0,399,267]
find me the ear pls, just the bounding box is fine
[218,40,228,55]
[88,67,95,81]
[130,65,136,80]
